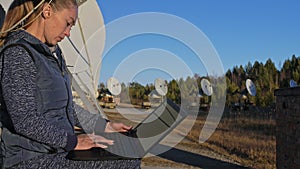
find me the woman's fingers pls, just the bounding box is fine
[94,143,108,149]
[121,124,132,131]
[75,134,115,150]
[105,122,133,132]
[91,134,114,145]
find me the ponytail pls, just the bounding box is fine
[0,0,43,46]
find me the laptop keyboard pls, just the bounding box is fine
[101,132,145,158]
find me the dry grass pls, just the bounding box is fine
[186,115,276,169]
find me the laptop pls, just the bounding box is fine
[67,98,189,161]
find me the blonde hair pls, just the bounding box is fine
[0,0,77,46]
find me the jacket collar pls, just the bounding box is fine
[6,30,53,57]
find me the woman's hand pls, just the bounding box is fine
[104,122,132,133]
[74,134,114,150]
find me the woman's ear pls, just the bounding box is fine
[41,4,52,19]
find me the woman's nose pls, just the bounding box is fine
[64,27,71,37]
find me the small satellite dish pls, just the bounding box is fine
[201,79,213,96]
[107,77,121,96]
[154,78,168,96]
[290,79,298,87]
[246,79,256,96]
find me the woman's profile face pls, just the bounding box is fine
[44,5,78,46]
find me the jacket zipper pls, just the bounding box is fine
[52,52,74,132]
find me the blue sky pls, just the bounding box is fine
[96,0,300,85]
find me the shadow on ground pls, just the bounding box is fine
[150,144,249,169]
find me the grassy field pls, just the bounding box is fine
[105,108,276,169]
[186,113,276,169]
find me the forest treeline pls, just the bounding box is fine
[226,55,300,107]
[99,55,300,107]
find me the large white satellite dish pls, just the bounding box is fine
[60,0,105,99]
[107,77,121,96]
[154,78,168,96]
[201,79,213,96]
[59,0,106,117]
[290,79,298,88]
[246,79,256,96]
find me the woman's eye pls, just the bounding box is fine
[66,22,73,30]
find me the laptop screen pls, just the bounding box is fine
[133,98,188,152]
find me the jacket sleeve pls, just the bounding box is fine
[72,103,108,133]
[1,46,76,150]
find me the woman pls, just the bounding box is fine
[0,0,141,168]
